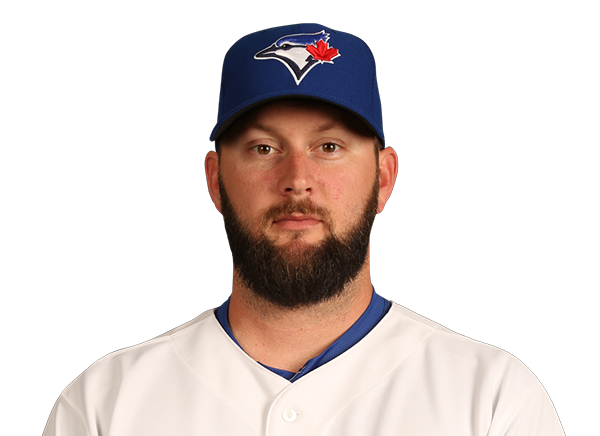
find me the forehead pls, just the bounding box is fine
[219,99,373,143]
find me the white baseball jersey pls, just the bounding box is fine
[43,303,564,435]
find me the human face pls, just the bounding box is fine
[211,101,379,308]
[215,100,380,249]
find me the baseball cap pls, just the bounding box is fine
[210,23,384,146]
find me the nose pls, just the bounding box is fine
[278,149,315,197]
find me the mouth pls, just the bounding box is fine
[272,214,322,231]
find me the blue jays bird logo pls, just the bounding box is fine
[254,30,341,85]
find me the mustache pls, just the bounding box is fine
[261,198,333,231]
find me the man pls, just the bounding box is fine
[43,23,564,435]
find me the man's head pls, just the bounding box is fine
[205,24,397,309]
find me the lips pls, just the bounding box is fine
[274,214,320,222]
[272,214,322,230]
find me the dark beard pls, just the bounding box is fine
[219,175,379,309]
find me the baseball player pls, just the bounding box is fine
[43,23,564,435]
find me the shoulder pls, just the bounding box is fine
[325,302,564,435]
[59,309,220,403]
[43,308,260,436]
[383,302,542,390]
[387,301,522,354]
[381,302,563,431]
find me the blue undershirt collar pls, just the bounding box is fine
[214,287,391,382]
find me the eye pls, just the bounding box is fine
[252,144,275,155]
[320,143,340,153]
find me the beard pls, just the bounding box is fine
[218,173,379,309]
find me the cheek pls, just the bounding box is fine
[226,170,279,220]
[348,172,376,212]
[326,165,371,199]
[316,164,355,203]
[321,178,343,202]
[233,158,279,187]
[320,171,369,223]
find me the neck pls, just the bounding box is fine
[227,262,373,373]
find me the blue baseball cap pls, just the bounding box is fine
[210,23,384,146]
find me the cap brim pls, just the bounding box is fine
[210,94,384,147]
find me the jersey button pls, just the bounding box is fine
[282,407,298,422]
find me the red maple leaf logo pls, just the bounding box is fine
[306,40,340,62]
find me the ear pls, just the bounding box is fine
[377,146,398,213]
[205,151,222,213]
